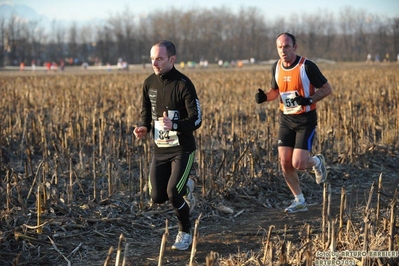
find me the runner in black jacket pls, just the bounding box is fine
[134,40,202,251]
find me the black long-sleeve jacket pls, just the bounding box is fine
[140,66,202,154]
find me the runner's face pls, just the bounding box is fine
[150,46,175,75]
[276,35,297,66]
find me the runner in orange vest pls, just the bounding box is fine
[255,33,332,213]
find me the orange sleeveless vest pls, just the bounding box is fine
[275,57,316,115]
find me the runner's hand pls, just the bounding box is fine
[292,92,312,106]
[134,126,148,139]
[255,88,267,104]
[161,111,172,130]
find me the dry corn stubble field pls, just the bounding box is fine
[0,62,398,266]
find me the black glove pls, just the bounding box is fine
[292,92,313,106]
[255,88,267,104]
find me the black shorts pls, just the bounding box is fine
[277,111,317,151]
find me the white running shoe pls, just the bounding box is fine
[313,154,327,184]
[184,179,196,212]
[171,231,192,251]
[284,200,308,213]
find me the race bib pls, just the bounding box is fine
[280,91,302,114]
[154,110,180,147]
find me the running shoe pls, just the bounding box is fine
[171,231,192,251]
[184,179,196,212]
[313,154,327,184]
[284,200,308,213]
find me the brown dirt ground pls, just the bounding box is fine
[127,161,399,266]
[1,146,399,266]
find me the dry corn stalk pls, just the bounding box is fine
[376,173,383,226]
[322,183,328,246]
[388,189,398,251]
[339,186,346,240]
[115,233,125,266]
[6,169,10,212]
[305,224,312,266]
[36,185,43,234]
[190,213,203,266]
[103,246,114,266]
[158,219,169,266]
[262,225,274,264]
[206,251,218,266]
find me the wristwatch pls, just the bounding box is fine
[172,123,178,130]
[309,98,313,104]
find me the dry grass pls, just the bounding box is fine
[0,62,398,265]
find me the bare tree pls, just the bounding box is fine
[1,5,398,65]
[107,7,139,64]
[206,7,236,62]
[68,22,79,64]
[95,25,114,64]
[337,6,378,61]
[338,6,357,60]
[26,21,46,65]
[231,7,270,61]
[299,9,336,59]
[178,10,202,61]
[0,17,11,66]
[136,16,152,66]
[78,24,95,64]
[393,18,399,59]
[54,21,66,63]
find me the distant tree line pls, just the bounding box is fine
[1,6,399,66]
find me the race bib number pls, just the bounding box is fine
[280,91,302,114]
[154,109,180,147]
[154,121,179,147]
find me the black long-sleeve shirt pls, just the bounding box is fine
[140,66,202,154]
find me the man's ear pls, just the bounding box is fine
[169,55,176,64]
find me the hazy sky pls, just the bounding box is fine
[3,0,399,22]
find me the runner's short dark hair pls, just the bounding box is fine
[154,40,176,57]
[277,32,296,46]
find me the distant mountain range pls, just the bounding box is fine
[0,3,99,30]
[0,3,52,23]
